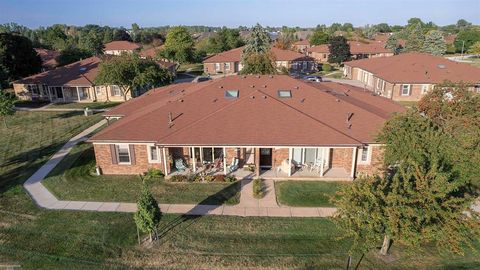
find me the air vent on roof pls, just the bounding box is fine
[294,86,299,89]
[269,75,274,78]
[437,64,446,69]
[300,98,306,103]
[250,85,255,88]
[219,86,223,89]
[256,75,260,78]
[225,90,239,98]
[278,90,292,98]
[79,67,87,72]
[262,85,267,88]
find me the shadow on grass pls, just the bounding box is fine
[155,181,241,242]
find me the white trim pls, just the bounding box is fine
[147,145,161,163]
[357,145,372,164]
[288,147,293,176]
[401,84,411,96]
[351,147,357,178]
[421,84,429,94]
[91,143,364,148]
[162,147,168,176]
[223,147,227,174]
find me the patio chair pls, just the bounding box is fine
[228,157,239,173]
[174,158,187,172]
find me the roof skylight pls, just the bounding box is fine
[225,90,239,98]
[277,90,292,98]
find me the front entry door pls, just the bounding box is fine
[55,87,63,99]
[259,148,272,168]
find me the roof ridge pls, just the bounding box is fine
[256,88,363,144]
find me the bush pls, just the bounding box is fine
[253,178,265,199]
[144,168,164,180]
[322,63,331,72]
[214,174,225,182]
[225,175,237,183]
[167,174,189,182]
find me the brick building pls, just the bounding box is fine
[343,53,480,102]
[89,75,404,180]
[203,47,316,75]
[307,40,394,63]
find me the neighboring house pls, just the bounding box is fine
[34,48,60,71]
[104,41,141,55]
[307,41,394,63]
[139,46,178,76]
[88,75,405,180]
[13,56,132,102]
[203,47,316,75]
[343,53,480,101]
[292,40,312,53]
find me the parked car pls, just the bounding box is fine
[194,76,212,83]
[304,75,323,82]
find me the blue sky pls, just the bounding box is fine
[0,0,479,28]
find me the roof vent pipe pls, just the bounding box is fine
[168,112,173,128]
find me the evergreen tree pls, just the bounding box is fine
[134,181,162,242]
[385,35,402,54]
[328,36,350,64]
[240,24,276,75]
[405,23,425,52]
[422,30,446,55]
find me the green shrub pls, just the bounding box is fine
[253,178,265,199]
[144,168,164,180]
[168,174,189,182]
[225,175,237,183]
[214,174,225,182]
[322,63,331,72]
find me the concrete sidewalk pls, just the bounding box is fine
[22,119,337,218]
[15,106,109,113]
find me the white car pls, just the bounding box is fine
[304,76,323,82]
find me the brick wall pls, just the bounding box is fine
[203,62,237,75]
[390,84,431,102]
[272,148,289,168]
[356,145,385,176]
[330,148,354,174]
[94,144,164,175]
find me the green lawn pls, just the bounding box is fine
[177,63,203,73]
[14,100,50,108]
[46,102,122,110]
[275,181,347,207]
[397,101,418,108]
[465,57,480,68]
[43,142,240,205]
[1,111,480,269]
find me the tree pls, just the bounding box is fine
[57,46,91,66]
[274,28,296,50]
[362,24,377,40]
[456,19,471,30]
[95,54,173,100]
[341,23,354,33]
[309,28,330,45]
[0,33,42,84]
[335,106,480,257]
[385,35,402,54]
[422,30,446,55]
[134,180,161,242]
[405,23,424,52]
[206,27,244,53]
[38,24,68,50]
[0,90,15,128]
[159,26,195,63]
[131,23,141,43]
[375,23,392,33]
[328,36,350,64]
[468,41,480,56]
[113,28,132,41]
[454,29,480,53]
[240,24,275,75]
[78,26,104,55]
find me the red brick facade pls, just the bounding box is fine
[356,145,384,176]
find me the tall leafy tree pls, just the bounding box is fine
[405,23,425,52]
[328,36,350,64]
[0,90,15,128]
[38,24,68,50]
[0,33,42,84]
[159,26,195,63]
[422,30,446,55]
[134,181,161,242]
[385,35,402,54]
[274,28,296,50]
[362,24,377,40]
[207,27,244,53]
[95,54,173,100]
[113,28,132,41]
[78,25,104,55]
[309,28,330,45]
[468,41,480,56]
[57,46,91,66]
[336,107,480,257]
[240,24,276,75]
[375,23,392,33]
[454,29,480,53]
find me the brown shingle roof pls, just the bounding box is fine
[307,41,390,54]
[293,40,310,46]
[91,75,404,146]
[307,44,329,53]
[345,53,480,84]
[34,48,60,69]
[203,46,313,63]
[15,56,101,86]
[104,41,141,51]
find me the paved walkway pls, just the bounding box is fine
[23,120,337,217]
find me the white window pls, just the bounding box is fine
[376,79,382,90]
[358,146,371,164]
[421,84,429,94]
[475,85,480,93]
[27,84,39,95]
[401,84,411,96]
[111,85,122,96]
[148,145,160,163]
[215,63,221,71]
[225,90,239,98]
[95,86,103,95]
[225,63,230,71]
[116,145,131,164]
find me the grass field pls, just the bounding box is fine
[275,181,347,207]
[43,142,240,205]
[1,111,480,269]
[46,102,122,110]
